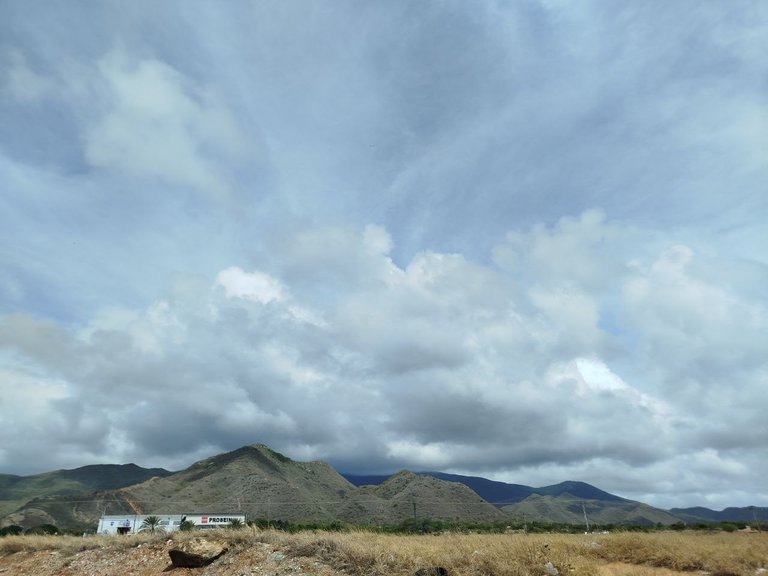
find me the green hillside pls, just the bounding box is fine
[0,464,171,523]
[502,493,680,526]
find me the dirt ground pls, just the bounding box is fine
[1,546,698,576]
[0,544,702,576]
[2,534,759,576]
[0,539,344,576]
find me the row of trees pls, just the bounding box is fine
[0,524,58,536]
[1,518,762,537]
[137,516,244,533]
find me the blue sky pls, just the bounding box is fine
[0,0,766,510]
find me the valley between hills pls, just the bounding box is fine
[1,444,765,533]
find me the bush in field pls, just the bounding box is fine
[179,519,196,532]
[670,521,686,531]
[0,525,23,537]
[24,524,58,535]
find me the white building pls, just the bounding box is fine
[97,513,246,535]
[183,513,247,529]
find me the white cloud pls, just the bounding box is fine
[494,210,615,291]
[0,216,766,506]
[573,357,626,393]
[0,368,68,419]
[385,440,452,469]
[529,287,603,355]
[363,224,393,255]
[84,49,243,198]
[623,244,768,401]
[216,267,284,304]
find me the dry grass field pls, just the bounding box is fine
[0,528,765,576]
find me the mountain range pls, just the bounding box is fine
[1,444,765,531]
[343,474,680,526]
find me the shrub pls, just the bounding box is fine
[0,525,23,537]
[179,520,196,532]
[24,524,59,535]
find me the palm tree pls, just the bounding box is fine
[228,518,244,530]
[140,515,163,533]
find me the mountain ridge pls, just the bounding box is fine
[0,463,173,522]
[343,472,765,526]
[342,473,627,505]
[1,444,764,530]
[669,506,768,524]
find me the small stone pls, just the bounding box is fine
[268,552,286,562]
[544,561,559,576]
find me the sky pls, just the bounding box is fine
[0,1,766,511]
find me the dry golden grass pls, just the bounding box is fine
[271,530,598,576]
[0,530,168,556]
[1,529,765,576]
[588,531,767,575]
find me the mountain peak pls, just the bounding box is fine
[538,481,627,502]
[247,444,294,463]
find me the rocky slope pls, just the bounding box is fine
[118,444,356,524]
[3,445,504,530]
[501,494,680,526]
[337,470,506,524]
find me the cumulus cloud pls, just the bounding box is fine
[1,216,765,508]
[217,267,285,304]
[623,245,768,407]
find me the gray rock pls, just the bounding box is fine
[268,551,286,562]
[168,537,227,568]
[544,561,558,576]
